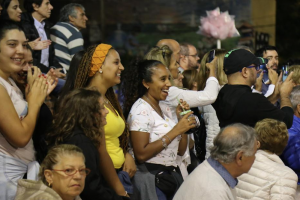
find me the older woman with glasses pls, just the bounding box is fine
[15,144,88,200]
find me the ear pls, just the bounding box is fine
[32,3,40,11]
[44,169,54,185]
[240,67,248,78]
[69,15,75,23]
[142,79,149,89]
[235,151,243,166]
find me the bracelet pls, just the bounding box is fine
[165,135,171,143]
[124,191,128,197]
[160,137,168,150]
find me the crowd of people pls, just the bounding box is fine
[1,0,300,200]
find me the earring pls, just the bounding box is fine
[146,87,149,90]
[99,70,103,74]
[48,182,51,187]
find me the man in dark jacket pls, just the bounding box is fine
[212,49,294,128]
[22,0,65,79]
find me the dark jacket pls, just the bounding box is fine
[63,129,124,200]
[212,84,294,128]
[21,12,62,73]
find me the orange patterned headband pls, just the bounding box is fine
[89,43,113,77]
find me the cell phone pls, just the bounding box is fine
[208,50,215,63]
[282,65,289,81]
[259,64,268,73]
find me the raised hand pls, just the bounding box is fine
[29,37,52,50]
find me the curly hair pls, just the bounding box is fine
[255,118,288,155]
[288,65,300,85]
[47,88,102,148]
[59,44,129,152]
[121,59,163,119]
[198,49,227,90]
[39,144,85,186]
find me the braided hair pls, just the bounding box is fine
[60,44,129,152]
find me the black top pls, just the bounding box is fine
[63,129,124,200]
[21,13,62,73]
[212,84,294,128]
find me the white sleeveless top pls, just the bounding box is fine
[0,77,35,164]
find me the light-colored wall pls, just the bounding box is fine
[251,0,276,45]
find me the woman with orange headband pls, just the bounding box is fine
[58,44,135,198]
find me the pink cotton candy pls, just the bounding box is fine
[198,7,240,40]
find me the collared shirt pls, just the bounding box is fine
[33,17,49,67]
[207,156,238,188]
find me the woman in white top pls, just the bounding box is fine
[122,60,196,200]
[236,118,298,200]
[0,21,48,199]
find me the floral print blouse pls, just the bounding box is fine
[127,98,181,167]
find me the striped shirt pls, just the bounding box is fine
[50,22,84,71]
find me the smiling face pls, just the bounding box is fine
[70,7,88,30]
[144,64,172,102]
[101,49,124,87]
[33,0,53,21]
[99,97,109,125]
[0,29,27,78]
[7,0,22,22]
[47,154,86,200]
[11,49,33,85]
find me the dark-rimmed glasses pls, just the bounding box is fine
[52,168,91,176]
[185,53,198,58]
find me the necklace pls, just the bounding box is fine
[143,95,164,119]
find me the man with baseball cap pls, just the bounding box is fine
[212,49,294,128]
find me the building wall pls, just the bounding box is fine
[251,0,276,45]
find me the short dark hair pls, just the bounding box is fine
[59,3,85,22]
[180,43,191,56]
[255,45,278,57]
[24,0,43,13]
[0,20,23,42]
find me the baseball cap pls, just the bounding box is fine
[223,49,266,75]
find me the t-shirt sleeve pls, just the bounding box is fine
[127,102,154,133]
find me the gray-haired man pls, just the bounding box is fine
[50,3,88,71]
[173,123,259,200]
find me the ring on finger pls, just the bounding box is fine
[187,118,190,122]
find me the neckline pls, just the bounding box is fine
[141,97,165,120]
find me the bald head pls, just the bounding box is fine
[157,39,180,52]
[211,123,256,163]
[156,39,180,79]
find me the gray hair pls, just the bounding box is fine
[290,85,300,111]
[59,3,85,23]
[180,43,192,56]
[210,123,256,163]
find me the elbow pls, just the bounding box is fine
[134,153,148,163]
[177,151,184,156]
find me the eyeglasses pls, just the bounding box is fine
[240,65,260,72]
[185,54,199,58]
[52,168,91,176]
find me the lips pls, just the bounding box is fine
[11,58,23,65]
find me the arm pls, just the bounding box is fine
[270,172,298,200]
[166,77,219,108]
[178,133,188,156]
[0,75,47,147]
[131,113,195,163]
[98,130,128,197]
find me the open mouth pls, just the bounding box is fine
[162,89,169,95]
[17,71,27,80]
[12,58,23,65]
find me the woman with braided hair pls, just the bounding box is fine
[58,44,134,199]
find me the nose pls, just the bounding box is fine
[73,170,83,179]
[119,63,124,71]
[17,44,25,54]
[18,7,22,13]
[22,63,30,71]
[49,4,53,10]
[105,107,109,115]
[85,16,88,21]
[196,56,200,61]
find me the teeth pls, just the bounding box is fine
[163,90,169,93]
[117,74,121,76]
[13,59,21,62]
